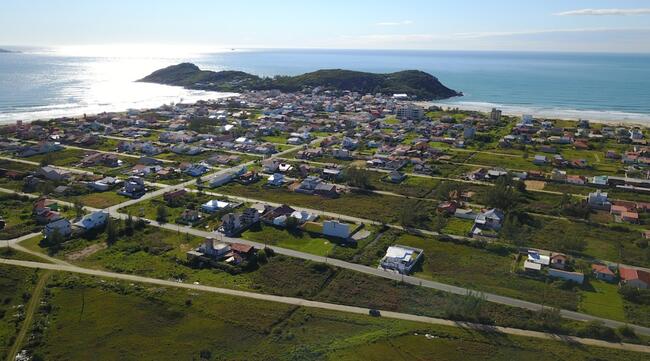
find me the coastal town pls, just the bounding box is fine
[2,85,650,359]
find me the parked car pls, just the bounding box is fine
[369,309,381,317]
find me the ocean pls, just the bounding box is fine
[1,48,649,124]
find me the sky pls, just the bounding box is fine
[1,0,650,52]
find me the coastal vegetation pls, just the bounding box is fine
[139,63,461,100]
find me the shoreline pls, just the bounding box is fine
[2,95,650,128]
[419,101,650,127]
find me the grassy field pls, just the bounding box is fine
[391,232,581,310]
[527,217,649,268]
[579,280,626,322]
[0,265,38,360]
[0,193,42,239]
[72,191,132,209]
[242,223,335,256]
[22,273,646,361]
[215,181,415,225]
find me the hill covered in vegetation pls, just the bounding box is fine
[139,63,461,100]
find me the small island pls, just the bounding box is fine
[0,48,15,53]
[139,62,462,100]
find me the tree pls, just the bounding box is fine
[156,205,168,224]
[73,199,84,219]
[344,166,372,190]
[431,214,448,233]
[499,213,526,245]
[399,200,431,229]
[125,213,134,236]
[484,176,519,212]
[435,181,464,202]
[42,228,64,253]
[106,218,118,246]
[285,216,299,230]
[40,153,54,166]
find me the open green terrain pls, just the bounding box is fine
[19,273,646,361]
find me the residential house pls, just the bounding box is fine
[471,208,504,237]
[163,189,187,204]
[387,170,406,184]
[43,218,72,239]
[36,166,70,182]
[262,159,281,173]
[592,264,616,283]
[379,245,424,275]
[209,172,235,188]
[219,208,259,236]
[88,176,119,192]
[119,176,146,198]
[587,190,611,210]
[201,199,233,213]
[184,164,209,177]
[18,142,63,157]
[550,253,569,270]
[75,211,108,231]
[619,267,650,289]
[323,220,350,239]
[267,173,285,187]
[178,209,202,225]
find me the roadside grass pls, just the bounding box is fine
[0,265,38,360]
[579,279,626,322]
[0,248,49,263]
[441,217,473,236]
[363,170,438,198]
[73,191,132,209]
[23,272,644,361]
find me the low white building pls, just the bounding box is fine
[379,245,424,275]
[75,211,108,231]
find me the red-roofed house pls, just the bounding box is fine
[610,204,630,216]
[591,264,616,282]
[621,211,639,224]
[619,267,650,289]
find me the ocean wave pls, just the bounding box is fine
[426,100,650,125]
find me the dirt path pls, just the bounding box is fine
[6,270,52,361]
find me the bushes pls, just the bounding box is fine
[619,285,650,305]
[576,321,620,342]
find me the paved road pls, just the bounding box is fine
[0,258,648,354]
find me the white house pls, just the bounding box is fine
[587,190,611,210]
[323,220,350,239]
[209,173,234,188]
[75,211,108,231]
[290,210,317,223]
[201,200,232,213]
